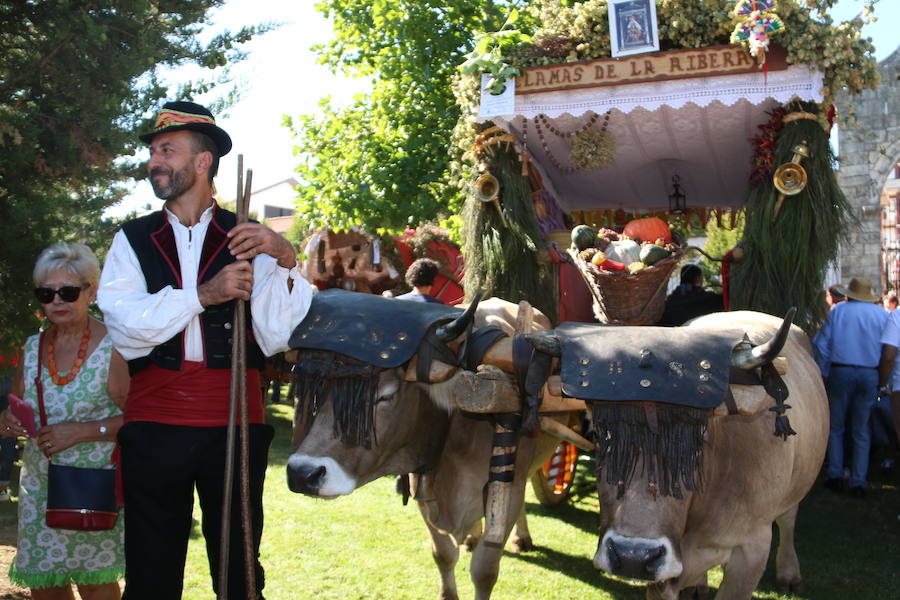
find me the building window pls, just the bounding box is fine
[264,205,294,219]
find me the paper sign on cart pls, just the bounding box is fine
[478,75,516,118]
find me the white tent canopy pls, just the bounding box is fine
[482,64,824,212]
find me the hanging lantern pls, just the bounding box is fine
[669,175,687,214]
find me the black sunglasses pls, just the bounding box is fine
[34,285,87,304]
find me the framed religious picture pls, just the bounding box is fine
[608,0,660,58]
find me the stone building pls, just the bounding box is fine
[836,46,900,292]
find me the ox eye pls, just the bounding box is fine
[375,375,401,401]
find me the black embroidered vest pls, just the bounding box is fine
[121,206,265,375]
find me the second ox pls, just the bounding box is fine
[524,310,827,599]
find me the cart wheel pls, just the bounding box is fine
[531,440,579,507]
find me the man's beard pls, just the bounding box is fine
[150,163,195,200]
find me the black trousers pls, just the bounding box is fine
[118,421,274,600]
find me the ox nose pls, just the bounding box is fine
[604,537,668,581]
[286,457,327,495]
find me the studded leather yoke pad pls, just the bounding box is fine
[556,322,746,409]
[289,289,463,368]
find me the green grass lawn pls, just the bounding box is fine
[2,403,897,599]
[179,404,900,600]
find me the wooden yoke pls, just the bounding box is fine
[482,301,533,547]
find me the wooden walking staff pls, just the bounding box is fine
[219,155,257,599]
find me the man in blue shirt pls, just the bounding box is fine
[396,258,445,304]
[813,277,887,497]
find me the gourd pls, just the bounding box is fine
[605,239,641,265]
[571,225,597,251]
[627,261,647,274]
[622,217,672,244]
[639,243,670,266]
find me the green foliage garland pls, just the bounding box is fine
[729,101,856,331]
[456,0,880,117]
[462,140,555,320]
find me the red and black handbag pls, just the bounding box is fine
[35,331,118,531]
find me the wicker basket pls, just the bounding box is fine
[568,248,680,325]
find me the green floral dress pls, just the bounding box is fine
[9,333,124,589]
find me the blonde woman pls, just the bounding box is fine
[0,242,128,599]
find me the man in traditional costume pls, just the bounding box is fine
[98,101,315,599]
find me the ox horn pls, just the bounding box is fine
[522,331,562,357]
[731,307,796,370]
[435,289,484,342]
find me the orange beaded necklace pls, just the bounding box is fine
[47,324,91,386]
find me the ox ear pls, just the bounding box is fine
[731,307,796,370]
[435,289,484,342]
[523,330,561,357]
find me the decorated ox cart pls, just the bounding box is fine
[445,1,876,598]
[285,2,879,599]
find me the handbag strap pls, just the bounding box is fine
[36,330,48,429]
[35,330,51,463]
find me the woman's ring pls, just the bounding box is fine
[44,441,52,448]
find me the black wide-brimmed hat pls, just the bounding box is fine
[139,101,232,157]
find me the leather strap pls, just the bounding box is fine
[722,388,739,415]
[463,326,507,371]
[512,335,551,431]
[35,331,47,429]
[415,327,462,382]
[34,331,52,465]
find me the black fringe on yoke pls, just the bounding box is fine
[591,403,709,499]
[293,350,382,448]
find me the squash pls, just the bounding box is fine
[579,248,598,262]
[639,243,670,266]
[571,225,597,250]
[623,217,672,244]
[605,239,641,266]
[627,261,647,274]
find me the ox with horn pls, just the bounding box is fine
[515,309,797,498]
[290,289,485,449]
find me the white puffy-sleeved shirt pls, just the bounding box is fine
[98,204,315,362]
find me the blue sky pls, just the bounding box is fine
[106,0,900,218]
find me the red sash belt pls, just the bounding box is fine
[124,361,263,426]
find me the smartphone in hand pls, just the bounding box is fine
[7,394,37,438]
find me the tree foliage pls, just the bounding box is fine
[286,0,511,234]
[0,0,264,354]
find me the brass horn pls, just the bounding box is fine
[772,141,810,220]
[474,173,500,203]
[473,170,507,227]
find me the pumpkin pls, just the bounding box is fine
[622,217,672,244]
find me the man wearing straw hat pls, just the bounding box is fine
[813,277,886,498]
[98,101,315,599]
